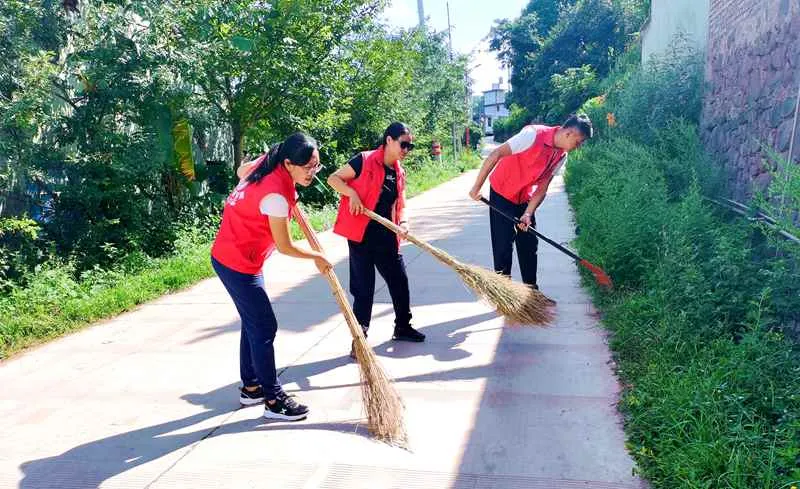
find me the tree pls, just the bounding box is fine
[0,0,472,280]
[489,0,576,69]
[490,0,649,121]
[0,0,67,216]
[156,0,382,168]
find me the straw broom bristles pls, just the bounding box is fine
[323,266,406,444]
[349,323,407,445]
[363,209,555,325]
[293,208,407,445]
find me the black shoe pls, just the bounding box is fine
[349,325,368,359]
[239,385,265,406]
[393,325,425,342]
[264,391,309,421]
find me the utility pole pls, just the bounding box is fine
[465,66,474,152]
[446,2,453,61]
[417,0,425,28]
[447,1,459,164]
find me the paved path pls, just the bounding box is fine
[0,154,645,488]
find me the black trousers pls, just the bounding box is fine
[348,231,412,331]
[489,187,539,287]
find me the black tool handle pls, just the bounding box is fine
[479,196,581,262]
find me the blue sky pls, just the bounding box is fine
[381,0,530,94]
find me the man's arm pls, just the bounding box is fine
[470,126,538,200]
[519,154,567,230]
[468,143,512,200]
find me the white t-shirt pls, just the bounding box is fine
[506,125,538,154]
[505,125,568,175]
[259,193,289,217]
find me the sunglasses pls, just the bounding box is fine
[399,141,415,151]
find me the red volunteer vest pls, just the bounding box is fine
[211,160,297,274]
[333,146,406,244]
[489,125,565,204]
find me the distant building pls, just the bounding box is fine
[481,78,509,136]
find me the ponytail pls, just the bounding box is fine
[246,133,317,183]
[377,121,411,147]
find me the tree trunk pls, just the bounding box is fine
[231,119,244,171]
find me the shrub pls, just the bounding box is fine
[0,217,43,290]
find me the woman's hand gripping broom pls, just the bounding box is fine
[362,209,555,326]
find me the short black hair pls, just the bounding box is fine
[562,114,593,139]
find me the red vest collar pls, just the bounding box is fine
[539,125,560,148]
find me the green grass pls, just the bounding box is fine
[0,237,213,359]
[0,151,483,359]
[289,204,338,241]
[565,135,800,488]
[404,152,481,196]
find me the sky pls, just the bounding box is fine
[380,0,530,95]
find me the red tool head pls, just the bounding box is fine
[579,259,613,289]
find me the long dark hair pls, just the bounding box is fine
[378,122,411,147]
[246,132,318,183]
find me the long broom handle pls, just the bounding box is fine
[478,196,613,289]
[479,197,581,261]
[292,207,365,337]
[361,209,461,268]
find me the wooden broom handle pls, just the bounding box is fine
[291,207,365,336]
[361,209,456,266]
[362,208,404,234]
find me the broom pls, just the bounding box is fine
[362,209,555,325]
[478,197,613,289]
[292,207,407,446]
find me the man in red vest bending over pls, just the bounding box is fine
[468,114,593,289]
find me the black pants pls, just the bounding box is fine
[348,232,412,331]
[489,187,539,287]
[211,257,282,399]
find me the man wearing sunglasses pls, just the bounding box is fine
[469,114,593,289]
[328,122,426,359]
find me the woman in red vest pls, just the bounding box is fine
[211,132,331,421]
[468,114,593,288]
[328,122,425,358]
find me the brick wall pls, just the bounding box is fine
[701,0,800,198]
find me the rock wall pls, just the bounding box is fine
[701,0,800,198]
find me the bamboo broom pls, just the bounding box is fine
[292,207,407,446]
[363,209,555,326]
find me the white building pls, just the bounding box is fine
[481,78,510,136]
[641,0,710,64]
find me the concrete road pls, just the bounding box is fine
[0,166,645,488]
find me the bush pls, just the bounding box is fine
[0,217,43,290]
[565,127,800,489]
[756,148,800,245]
[492,104,531,143]
[567,138,672,288]
[546,64,598,122]
[605,36,704,146]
